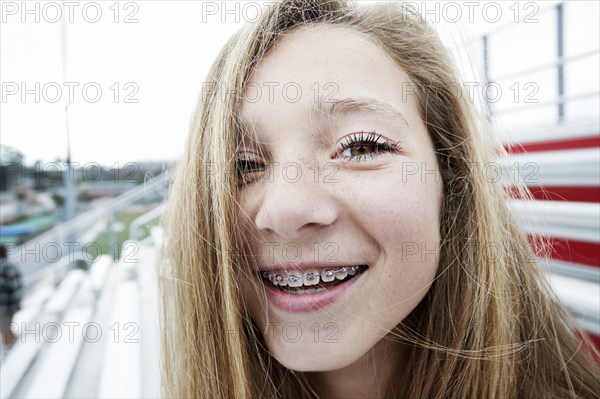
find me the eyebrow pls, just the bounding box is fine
[312,96,411,129]
[236,96,411,144]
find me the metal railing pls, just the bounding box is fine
[7,173,170,289]
[478,2,600,338]
[482,2,600,123]
[129,204,165,242]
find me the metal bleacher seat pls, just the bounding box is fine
[0,242,161,399]
[1,268,86,398]
[1,174,168,398]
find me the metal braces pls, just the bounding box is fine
[261,265,362,284]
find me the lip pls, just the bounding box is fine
[261,267,368,313]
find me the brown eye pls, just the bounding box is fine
[237,159,262,174]
[343,143,382,158]
[337,131,400,162]
[236,156,265,185]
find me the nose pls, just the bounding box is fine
[255,162,338,239]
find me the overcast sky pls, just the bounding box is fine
[1,0,597,166]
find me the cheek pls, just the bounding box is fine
[235,191,262,258]
[240,277,265,325]
[349,166,442,247]
[347,166,442,302]
[238,254,269,335]
[235,196,265,320]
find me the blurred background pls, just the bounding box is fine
[0,1,598,398]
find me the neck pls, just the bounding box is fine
[306,337,406,399]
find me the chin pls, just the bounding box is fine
[265,328,369,372]
[272,345,359,372]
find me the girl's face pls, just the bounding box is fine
[236,25,443,372]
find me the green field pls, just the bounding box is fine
[89,211,159,260]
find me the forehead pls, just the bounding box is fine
[239,25,420,129]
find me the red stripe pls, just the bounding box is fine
[549,237,599,268]
[528,236,600,268]
[576,331,600,362]
[505,185,600,203]
[528,186,600,203]
[588,333,600,352]
[504,135,600,154]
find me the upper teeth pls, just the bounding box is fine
[261,265,362,287]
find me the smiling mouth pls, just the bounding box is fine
[259,265,369,295]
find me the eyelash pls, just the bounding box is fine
[236,156,264,185]
[235,131,400,184]
[337,131,400,162]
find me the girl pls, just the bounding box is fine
[161,1,600,397]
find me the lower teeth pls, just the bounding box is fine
[276,273,358,295]
[279,287,327,295]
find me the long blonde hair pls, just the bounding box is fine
[160,1,600,397]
